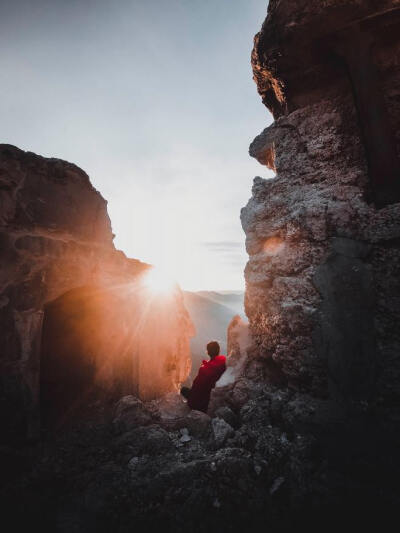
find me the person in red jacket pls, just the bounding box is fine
[181,341,226,413]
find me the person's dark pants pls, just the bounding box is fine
[180,386,191,400]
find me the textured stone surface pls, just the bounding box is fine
[0,145,193,443]
[244,4,400,412]
[211,417,234,448]
[113,396,153,431]
[237,1,400,522]
[252,0,400,207]
[3,383,398,532]
[251,0,400,119]
[215,314,250,387]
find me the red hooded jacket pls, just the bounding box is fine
[188,355,226,413]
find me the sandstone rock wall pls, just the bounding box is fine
[0,145,193,442]
[242,1,400,420]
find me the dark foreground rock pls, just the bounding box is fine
[1,385,399,533]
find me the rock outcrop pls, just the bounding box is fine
[237,1,400,522]
[243,1,400,421]
[0,145,193,443]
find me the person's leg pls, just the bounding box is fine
[180,386,191,400]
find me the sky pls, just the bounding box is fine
[0,0,273,291]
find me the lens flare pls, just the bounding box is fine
[143,267,177,294]
[263,236,284,255]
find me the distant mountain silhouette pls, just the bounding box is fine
[182,290,245,381]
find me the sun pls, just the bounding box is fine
[142,267,177,294]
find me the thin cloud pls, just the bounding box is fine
[202,241,243,252]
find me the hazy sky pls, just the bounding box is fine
[0,0,273,290]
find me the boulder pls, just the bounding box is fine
[214,406,239,429]
[113,425,175,455]
[183,410,212,438]
[113,396,153,432]
[211,417,234,448]
[149,392,191,431]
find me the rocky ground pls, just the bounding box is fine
[2,380,399,533]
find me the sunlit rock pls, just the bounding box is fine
[0,144,193,443]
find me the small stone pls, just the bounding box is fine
[127,456,140,470]
[270,476,285,495]
[213,497,221,508]
[254,464,262,476]
[211,417,234,448]
[280,433,289,444]
[179,427,191,442]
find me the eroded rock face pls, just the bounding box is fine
[252,0,400,207]
[251,0,400,118]
[244,3,400,418]
[214,314,250,388]
[0,145,193,442]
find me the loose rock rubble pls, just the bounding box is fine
[2,380,398,532]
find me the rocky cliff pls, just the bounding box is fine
[0,144,193,443]
[242,0,400,419]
